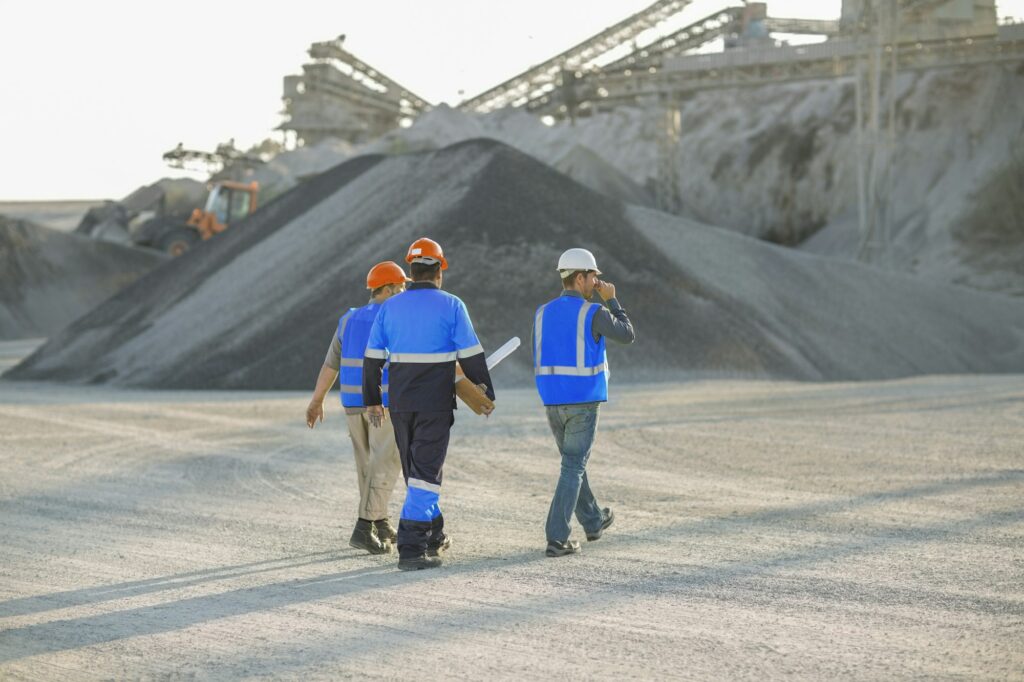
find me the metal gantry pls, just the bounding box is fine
[279,2,1021,238]
[458,0,696,113]
[280,35,431,146]
[456,0,1013,122]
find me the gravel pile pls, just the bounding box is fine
[7,139,1024,388]
[0,216,165,340]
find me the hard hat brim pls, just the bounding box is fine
[410,256,448,270]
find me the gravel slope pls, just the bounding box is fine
[6,140,1024,388]
[0,217,165,339]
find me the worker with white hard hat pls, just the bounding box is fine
[362,237,495,571]
[306,261,409,555]
[532,247,635,557]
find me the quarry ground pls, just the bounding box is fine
[0,372,1022,680]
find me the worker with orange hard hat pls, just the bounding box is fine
[306,260,410,555]
[363,237,495,571]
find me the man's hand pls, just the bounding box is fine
[367,404,386,428]
[477,384,495,417]
[306,399,324,429]
[595,279,616,301]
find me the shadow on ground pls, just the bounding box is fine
[1,470,1021,664]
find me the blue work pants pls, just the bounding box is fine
[544,403,604,543]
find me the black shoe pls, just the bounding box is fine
[398,555,443,571]
[373,518,397,544]
[545,540,581,557]
[586,508,615,542]
[349,519,391,555]
[427,534,452,557]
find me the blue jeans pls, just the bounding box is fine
[544,403,605,543]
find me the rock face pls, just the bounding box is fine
[6,139,1024,389]
[355,64,1024,296]
[0,216,165,340]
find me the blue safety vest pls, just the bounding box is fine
[533,295,609,406]
[337,303,388,408]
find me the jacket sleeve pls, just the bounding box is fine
[453,299,495,400]
[324,333,341,370]
[457,353,495,401]
[361,309,388,406]
[591,298,635,345]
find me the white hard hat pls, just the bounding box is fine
[556,248,601,277]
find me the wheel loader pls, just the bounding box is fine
[133,180,259,256]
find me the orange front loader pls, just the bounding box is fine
[149,180,260,256]
[186,180,260,240]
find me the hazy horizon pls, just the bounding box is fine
[1,0,1021,201]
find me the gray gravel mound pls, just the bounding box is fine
[6,139,1024,388]
[552,144,655,208]
[0,216,165,340]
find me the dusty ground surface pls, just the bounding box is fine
[0,374,1021,680]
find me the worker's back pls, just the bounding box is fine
[367,283,482,412]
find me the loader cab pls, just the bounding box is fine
[204,181,257,225]
[188,180,259,240]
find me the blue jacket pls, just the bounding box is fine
[362,282,494,412]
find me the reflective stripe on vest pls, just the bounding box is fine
[339,383,388,393]
[533,295,608,405]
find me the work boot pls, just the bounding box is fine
[586,508,615,542]
[427,534,452,557]
[398,555,443,571]
[373,518,398,544]
[349,519,391,555]
[545,539,581,557]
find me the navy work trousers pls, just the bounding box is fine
[390,410,454,559]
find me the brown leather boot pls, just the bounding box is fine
[349,519,391,554]
[372,518,397,544]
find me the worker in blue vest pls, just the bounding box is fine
[363,237,495,571]
[306,261,409,555]
[533,248,635,557]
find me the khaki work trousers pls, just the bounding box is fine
[345,412,402,521]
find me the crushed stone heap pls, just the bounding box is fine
[0,216,165,340]
[6,139,1024,388]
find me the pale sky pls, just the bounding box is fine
[1,0,1021,200]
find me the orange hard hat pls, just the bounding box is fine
[366,261,410,289]
[405,237,448,270]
